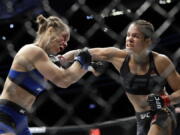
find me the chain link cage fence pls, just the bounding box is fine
[0,0,180,135]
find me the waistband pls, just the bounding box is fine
[136,110,154,120]
[0,99,27,115]
[136,106,176,120]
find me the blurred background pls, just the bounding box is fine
[0,0,180,135]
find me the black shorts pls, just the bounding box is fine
[135,107,177,135]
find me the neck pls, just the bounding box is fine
[131,51,150,65]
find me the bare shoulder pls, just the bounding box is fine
[153,51,172,64]
[152,51,174,73]
[17,44,47,59]
[15,44,48,65]
[18,44,45,55]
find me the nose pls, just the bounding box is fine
[127,35,134,42]
[63,41,68,47]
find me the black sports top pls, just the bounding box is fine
[119,53,166,95]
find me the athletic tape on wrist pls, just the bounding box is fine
[74,56,89,70]
[161,95,170,106]
[74,56,83,65]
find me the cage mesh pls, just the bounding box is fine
[0,0,180,134]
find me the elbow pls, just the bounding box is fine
[59,82,71,88]
[56,79,74,88]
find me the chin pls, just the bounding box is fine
[53,48,62,55]
[50,51,58,55]
[127,48,141,55]
[126,48,133,53]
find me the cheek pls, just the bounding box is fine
[133,42,144,50]
[49,42,58,52]
[138,45,148,54]
[52,40,59,47]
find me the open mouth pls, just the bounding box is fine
[126,44,134,48]
[59,45,65,51]
[59,47,63,51]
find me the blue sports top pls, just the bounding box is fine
[119,52,166,95]
[8,69,47,96]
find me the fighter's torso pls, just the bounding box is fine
[0,47,47,110]
[112,52,167,112]
[119,52,166,95]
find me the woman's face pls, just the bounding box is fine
[125,24,150,54]
[49,31,70,55]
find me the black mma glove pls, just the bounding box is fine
[90,61,106,74]
[147,94,170,111]
[49,55,61,67]
[74,47,92,70]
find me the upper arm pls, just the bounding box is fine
[166,62,180,91]
[27,47,66,85]
[156,54,180,91]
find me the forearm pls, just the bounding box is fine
[61,47,92,86]
[64,48,102,61]
[49,62,87,88]
[147,90,180,110]
[88,48,110,61]
[89,47,123,62]
[65,62,87,85]
[169,90,180,105]
[62,49,80,61]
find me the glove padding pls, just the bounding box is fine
[49,55,61,67]
[147,94,170,111]
[74,47,92,70]
[90,61,106,74]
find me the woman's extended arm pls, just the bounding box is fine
[88,47,126,62]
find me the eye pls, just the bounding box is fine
[126,33,130,37]
[133,34,144,39]
[134,34,140,38]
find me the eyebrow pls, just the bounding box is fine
[127,32,143,36]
